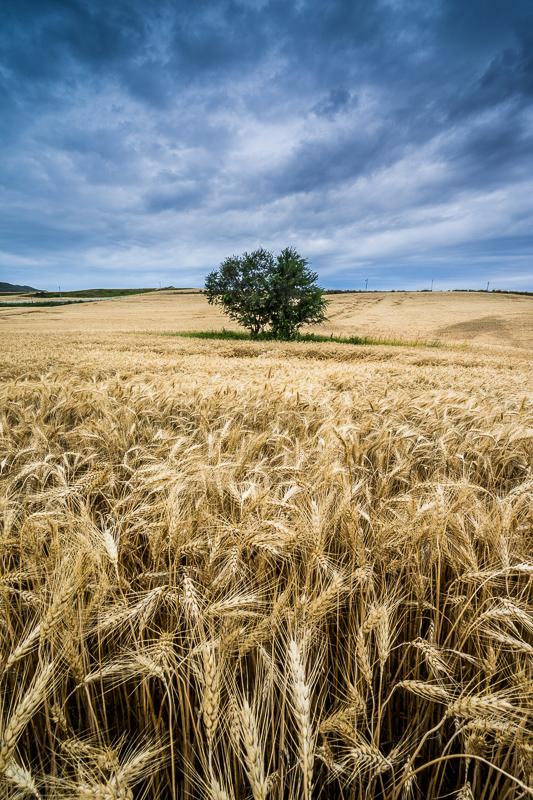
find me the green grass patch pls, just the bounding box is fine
[0,300,93,307]
[31,288,159,298]
[164,329,441,348]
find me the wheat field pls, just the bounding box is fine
[1,317,532,798]
[2,290,532,350]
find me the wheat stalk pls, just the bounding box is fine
[239,699,268,800]
[0,662,55,772]
[288,639,314,800]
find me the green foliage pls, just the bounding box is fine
[268,247,327,338]
[204,248,327,339]
[205,249,273,338]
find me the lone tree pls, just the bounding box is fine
[204,247,327,339]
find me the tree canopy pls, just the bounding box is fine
[204,247,327,339]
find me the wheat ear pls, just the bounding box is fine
[0,662,55,772]
[288,639,314,800]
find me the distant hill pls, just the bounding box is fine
[0,281,38,294]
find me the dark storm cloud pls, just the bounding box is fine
[1,0,532,290]
[312,89,357,119]
[145,183,207,213]
[449,38,533,122]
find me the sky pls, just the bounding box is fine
[1,0,533,291]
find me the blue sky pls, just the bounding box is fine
[1,0,532,290]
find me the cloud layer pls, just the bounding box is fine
[1,0,532,289]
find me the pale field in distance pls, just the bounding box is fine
[2,289,533,350]
[0,293,531,799]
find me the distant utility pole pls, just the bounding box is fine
[365,278,368,291]
[486,281,490,292]
[431,279,434,292]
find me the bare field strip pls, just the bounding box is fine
[1,290,532,349]
[0,316,532,798]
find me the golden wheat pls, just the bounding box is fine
[0,330,531,798]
